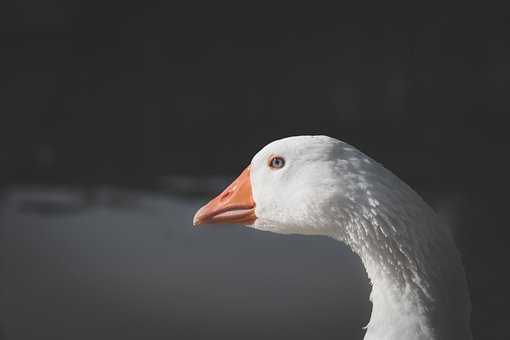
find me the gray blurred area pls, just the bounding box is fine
[1,185,370,339]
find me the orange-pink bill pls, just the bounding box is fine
[193,165,256,226]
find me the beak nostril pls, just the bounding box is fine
[220,191,232,201]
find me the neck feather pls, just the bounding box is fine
[326,177,472,340]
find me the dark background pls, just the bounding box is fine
[1,2,509,339]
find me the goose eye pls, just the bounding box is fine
[269,156,285,169]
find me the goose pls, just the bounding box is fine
[193,135,472,340]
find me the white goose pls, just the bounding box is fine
[193,135,472,340]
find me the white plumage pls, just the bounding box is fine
[195,135,472,340]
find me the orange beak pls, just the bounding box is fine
[193,165,256,226]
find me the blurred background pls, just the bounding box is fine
[1,2,509,339]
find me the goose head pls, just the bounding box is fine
[194,135,352,237]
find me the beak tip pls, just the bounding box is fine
[193,205,207,226]
[192,214,201,227]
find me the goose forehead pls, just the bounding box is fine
[252,135,343,163]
